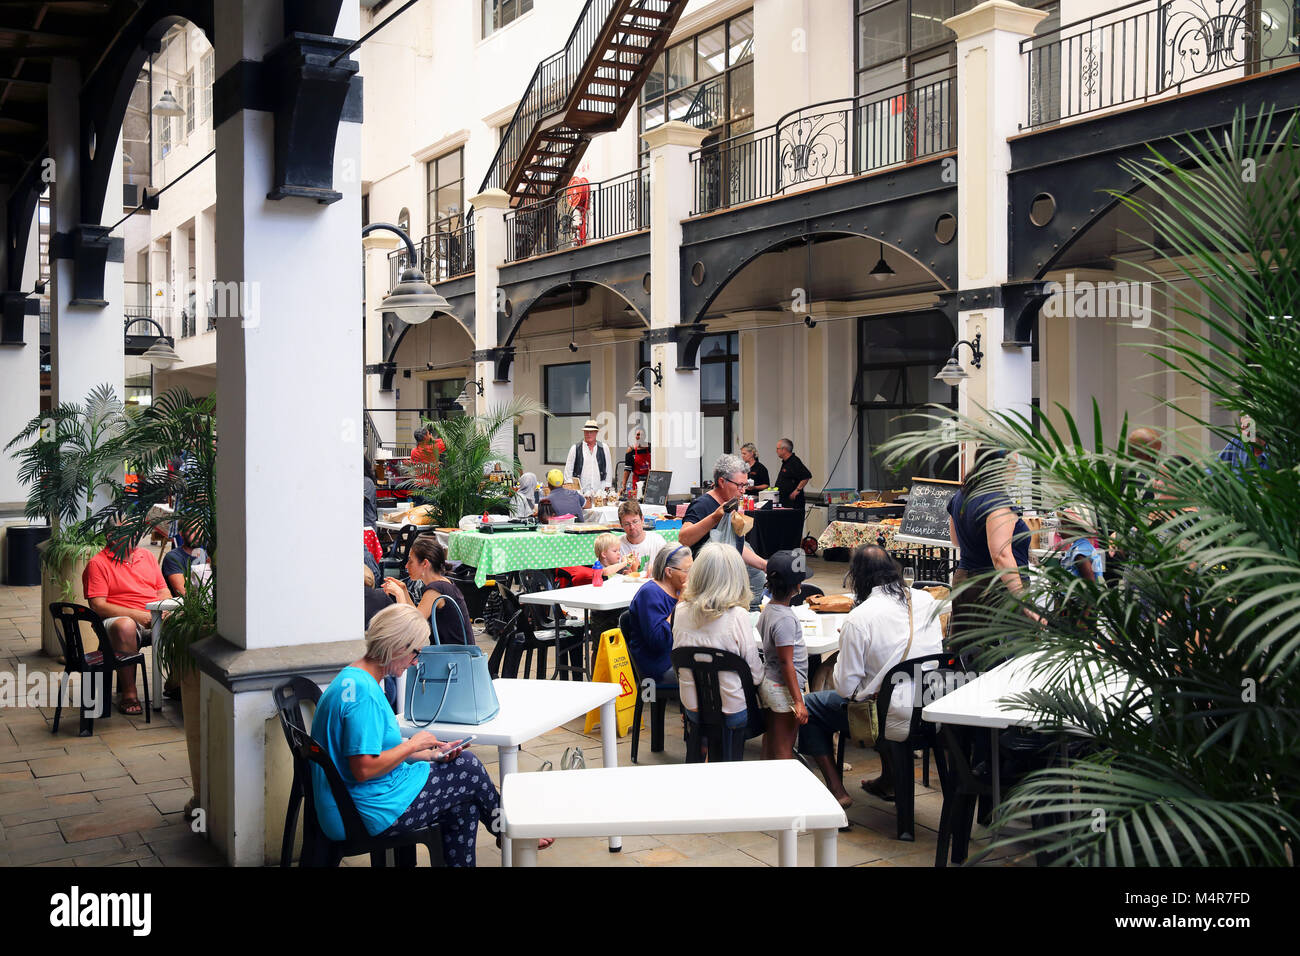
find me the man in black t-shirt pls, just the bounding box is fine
[774,438,812,513]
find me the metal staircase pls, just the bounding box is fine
[480,0,688,206]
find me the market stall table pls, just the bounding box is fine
[582,503,667,524]
[397,677,621,866]
[449,528,681,588]
[501,760,847,866]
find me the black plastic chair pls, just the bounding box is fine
[49,603,150,736]
[670,646,763,762]
[381,525,425,579]
[516,570,586,679]
[273,677,444,868]
[790,583,824,607]
[486,580,573,680]
[873,651,963,842]
[890,547,955,585]
[621,610,678,764]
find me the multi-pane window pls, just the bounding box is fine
[640,10,753,166]
[426,148,464,234]
[425,378,467,422]
[544,362,591,464]
[183,71,195,137]
[855,0,968,94]
[699,333,739,486]
[482,0,533,38]
[200,52,214,123]
[158,114,171,158]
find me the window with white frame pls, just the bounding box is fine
[158,114,171,158]
[200,51,213,123]
[482,0,533,38]
[544,362,590,464]
[183,71,195,137]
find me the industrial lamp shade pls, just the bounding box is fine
[380,267,450,325]
[625,381,651,403]
[141,339,181,370]
[454,388,470,408]
[869,240,895,281]
[934,357,969,386]
[153,90,185,117]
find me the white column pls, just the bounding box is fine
[469,187,512,452]
[170,225,190,332]
[947,1,1046,423]
[47,58,126,415]
[363,232,399,448]
[645,121,708,495]
[207,0,362,865]
[0,189,40,510]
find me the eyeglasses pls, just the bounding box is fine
[718,476,745,488]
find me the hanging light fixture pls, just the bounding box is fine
[141,338,181,370]
[803,236,816,328]
[869,240,895,282]
[567,278,579,352]
[153,89,185,117]
[935,333,983,386]
[455,378,486,409]
[624,363,663,402]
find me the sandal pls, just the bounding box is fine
[118,697,143,716]
[860,776,894,802]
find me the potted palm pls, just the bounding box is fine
[883,108,1300,865]
[402,398,549,527]
[5,384,130,657]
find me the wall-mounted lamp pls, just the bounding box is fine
[625,363,663,402]
[934,333,983,386]
[455,377,485,408]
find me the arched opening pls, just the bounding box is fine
[382,312,477,456]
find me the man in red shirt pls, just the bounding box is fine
[82,521,171,715]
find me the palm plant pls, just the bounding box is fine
[402,398,549,527]
[882,108,1300,865]
[5,383,131,577]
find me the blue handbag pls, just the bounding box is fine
[404,594,500,726]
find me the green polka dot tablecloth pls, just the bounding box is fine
[450,528,681,587]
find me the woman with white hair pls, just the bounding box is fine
[310,604,521,865]
[672,542,765,761]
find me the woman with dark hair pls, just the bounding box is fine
[946,446,1034,643]
[382,535,474,645]
[797,545,943,807]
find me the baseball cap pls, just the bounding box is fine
[546,469,565,487]
[766,549,809,593]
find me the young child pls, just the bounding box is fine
[758,550,810,760]
[564,533,631,586]
[1056,505,1103,631]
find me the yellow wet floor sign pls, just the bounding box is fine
[584,626,636,736]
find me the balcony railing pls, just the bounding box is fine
[690,68,956,215]
[504,168,649,263]
[1023,0,1300,129]
[387,218,476,294]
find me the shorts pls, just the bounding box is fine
[101,618,150,643]
[759,677,796,713]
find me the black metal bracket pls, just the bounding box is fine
[1,291,39,345]
[366,360,397,390]
[936,281,1051,345]
[261,34,359,204]
[472,346,516,383]
[50,225,123,305]
[644,323,709,370]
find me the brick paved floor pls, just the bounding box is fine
[0,558,1033,867]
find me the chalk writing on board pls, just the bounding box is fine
[898,478,960,543]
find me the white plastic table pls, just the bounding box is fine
[581,504,667,524]
[397,677,621,866]
[518,578,648,677]
[501,760,847,866]
[145,598,180,712]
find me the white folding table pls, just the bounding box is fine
[145,597,180,712]
[397,677,621,866]
[518,578,648,678]
[501,760,847,866]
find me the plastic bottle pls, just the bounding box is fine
[593,564,604,587]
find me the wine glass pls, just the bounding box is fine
[902,566,916,589]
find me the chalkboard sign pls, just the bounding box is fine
[641,470,672,507]
[896,478,960,545]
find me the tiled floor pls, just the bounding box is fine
[0,558,1034,867]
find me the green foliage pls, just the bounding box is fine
[158,566,215,680]
[882,108,1300,866]
[403,398,549,527]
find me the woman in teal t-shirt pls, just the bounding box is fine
[310,604,500,866]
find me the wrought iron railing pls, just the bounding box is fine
[387,218,476,292]
[681,79,725,128]
[504,168,650,262]
[1023,0,1300,129]
[365,407,464,456]
[690,68,956,215]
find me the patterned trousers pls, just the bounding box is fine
[379,752,500,867]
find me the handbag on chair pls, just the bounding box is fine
[404,595,500,726]
[845,590,914,745]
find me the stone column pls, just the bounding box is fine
[200,0,363,865]
[363,232,399,448]
[170,225,190,336]
[469,187,513,452]
[194,207,215,337]
[47,58,126,416]
[946,1,1046,424]
[644,121,708,495]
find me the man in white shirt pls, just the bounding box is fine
[616,500,667,572]
[563,419,612,496]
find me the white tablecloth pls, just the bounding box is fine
[582,504,667,524]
